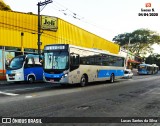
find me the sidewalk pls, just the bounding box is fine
[132,68,138,76]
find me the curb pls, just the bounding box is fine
[0,80,8,85]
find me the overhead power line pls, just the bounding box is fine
[46,0,116,36]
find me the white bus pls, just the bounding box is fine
[43,44,125,86]
[6,54,43,83]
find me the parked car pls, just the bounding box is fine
[123,69,133,79]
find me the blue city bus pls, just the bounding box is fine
[6,54,43,83]
[138,64,159,75]
[43,44,125,86]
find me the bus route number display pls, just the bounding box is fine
[45,45,66,50]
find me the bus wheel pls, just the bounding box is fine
[28,76,35,83]
[110,74,114,83]
[80,75,87,87]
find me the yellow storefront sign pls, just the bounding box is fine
[41,16,58,31]
[0,10,119,54]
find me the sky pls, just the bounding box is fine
[3,0,160,54]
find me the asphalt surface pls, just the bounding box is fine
[0,73,160,126]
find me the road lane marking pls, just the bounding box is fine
[25,96,33,98]
[4,85,53,92]
[0,91,19,96]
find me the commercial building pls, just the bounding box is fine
[119,48,142,69]
[0,10,120,80]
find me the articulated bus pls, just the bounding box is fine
[43,44,125,86]
[6,54,43,83]
[138,64,159,75]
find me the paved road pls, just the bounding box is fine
[0,73,159,126]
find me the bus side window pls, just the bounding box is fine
[34,57,42,67]
[70,53,80,66]
[25,57,34,68]
[70,53,80,71]
[28,58,32,64]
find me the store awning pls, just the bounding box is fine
[128,59,140,64]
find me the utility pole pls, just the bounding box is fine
[126,37,131,69]
[21,32,24,55]
[37,0,53,58]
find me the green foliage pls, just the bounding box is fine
[0,1,12,11]
[113,29,160,56]
[27,12,34,15]
[145,54,160,67]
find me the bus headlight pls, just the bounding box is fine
[16,72,22,76]
[64,74,68,77]
[62,74,68,78]
[16,73,21,76]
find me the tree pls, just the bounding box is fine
[0,1,12,11]
[145,54,160,67]
[113,29,160,56]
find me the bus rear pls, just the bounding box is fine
[138,64,153,75]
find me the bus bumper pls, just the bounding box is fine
[43,75,69,84]
[6,73,24,82]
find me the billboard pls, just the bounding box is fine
[41,16,58,31]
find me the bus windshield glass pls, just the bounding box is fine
[8,56,25,70]
[44,51,68,70]
[138,65,146,70]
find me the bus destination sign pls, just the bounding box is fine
[45,45,66,50]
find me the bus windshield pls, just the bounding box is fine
[44,51,69,70]
[138,65,146,70]
[8,56,25,70]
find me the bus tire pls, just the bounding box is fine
[110,74,114,83]
[80,75,87,87]
[28,76,35,84]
